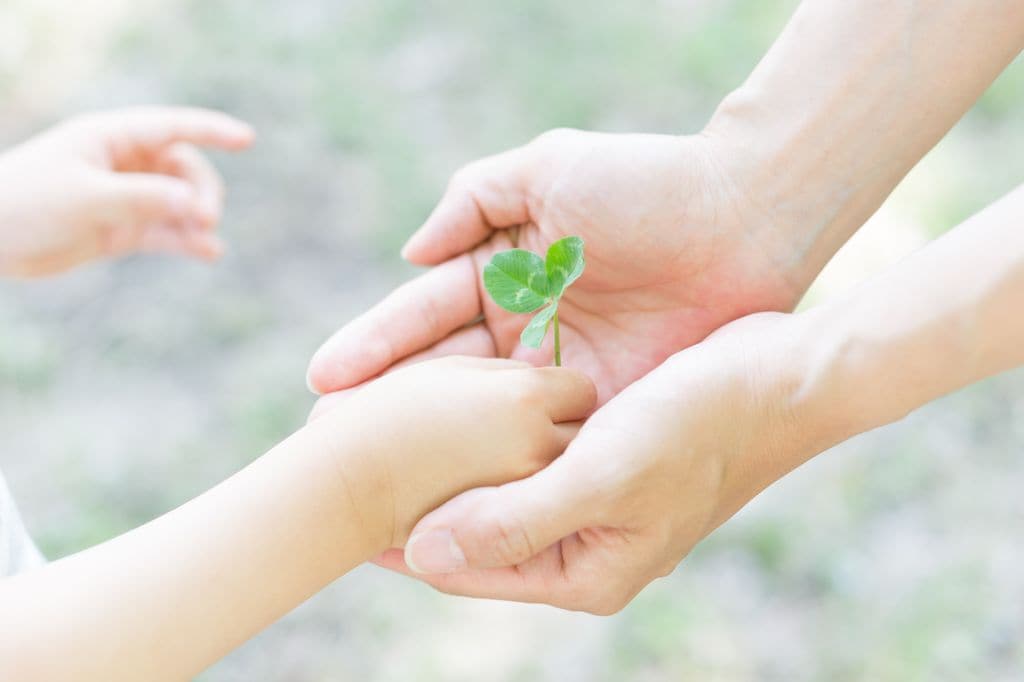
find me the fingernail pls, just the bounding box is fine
[305,359,322,395]
[405,529,466,574]
[399,240,414,261]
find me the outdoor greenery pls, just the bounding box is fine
[1,1,1023,680]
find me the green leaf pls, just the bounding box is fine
[483,249,550,313]
[545,236,585,298]
[520,303,557,348]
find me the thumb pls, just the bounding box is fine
[401,145,535,265]
[404,454,601,574]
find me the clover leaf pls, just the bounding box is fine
[482,236,585,366]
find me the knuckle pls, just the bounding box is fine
[487,514,535,566]
[508,374,544,409]
[448,163,478,192]
[413,291,443,336]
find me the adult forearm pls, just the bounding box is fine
[706,0,1024,288]
[804,183,1024,443]
[0,419,388,681]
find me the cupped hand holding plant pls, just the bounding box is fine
[306,129,806,405]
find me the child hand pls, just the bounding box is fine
[306,356,597,551]
[0,107,253,278]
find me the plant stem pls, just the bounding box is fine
[552,309,561,367]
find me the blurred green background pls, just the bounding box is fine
[1,1,1023,680]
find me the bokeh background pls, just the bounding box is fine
[2,1,1023,680]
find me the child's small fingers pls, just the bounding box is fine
[157,143,225,229]
[86,106,255,153]
[532,367,598,423]
[104,173,203,229]
[138,223,224,261]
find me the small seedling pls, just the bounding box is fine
[482,236,585,366]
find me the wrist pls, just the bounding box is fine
[789,299,934,450]
[702,89,888,295]
[299,415,395,556]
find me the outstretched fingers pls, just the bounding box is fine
[85,107,255,159]
[155,143,226,229]
[97,173,223,261]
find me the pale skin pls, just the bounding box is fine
[0,357,594,680]
[0,111,598,679]
[0,108,255,276]
[306,0,1024,613]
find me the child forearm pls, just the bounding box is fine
[0,418,389,681]
[802,183,1024,440]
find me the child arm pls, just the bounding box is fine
[0,419,383,681]
[0,357,595,681]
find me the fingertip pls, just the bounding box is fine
[399,235,421,263]
[191,109,255,149]
[305,350,332,395]
[536,365,598,422]
[371,548,409,571]
[305,338,377,395]
[400,226,443,265]
[195,200,222,230]
[194,234,226,262]
[305,364,322,395]
[224,120,256,149]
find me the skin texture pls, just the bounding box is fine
[0,110,599,677]
[0,356,595,680]
[306,0,1024,612]
[373,182,1024,614]
[307,130,803,408]
[0,107,254,277]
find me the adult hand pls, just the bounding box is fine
[381,181,1024,613]
[0,107,253,278]
[306,129,809,404]
[373,311,838,613]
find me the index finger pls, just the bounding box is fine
[79,107,255,154]
[306,254,484,393]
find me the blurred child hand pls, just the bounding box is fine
[307,356,598,551]
[0,107,253,277]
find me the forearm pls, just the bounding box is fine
[803,183,1024,443]
[706,0,1024,288]
[0,420,388,681]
